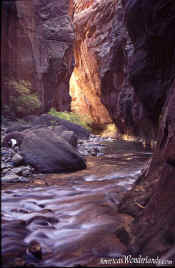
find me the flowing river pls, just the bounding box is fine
[2,140,151,267]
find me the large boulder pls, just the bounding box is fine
[30,114,90,139]
[60,131,78,148]
[19,128,86,173]
[6,114,90,139]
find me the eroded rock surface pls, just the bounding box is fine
[1,0,74,113]
[2,118,88,174]
[20,128,86,173]
[118,0,175,259]
[5,113,90,139]
[70,0,154,143]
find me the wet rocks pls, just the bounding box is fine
[1,136,150,267]
[1,115,92,175]
[35,114,90,139]
[60,131,78,148]
[1,162,33,183]
[11,153,24,166]
[77,134,115,157]
[26,240,42,261]
[6,113,90,139]
[2,175,31,183]
[20,128,86,173]
[11,166,33,177]
[2,174,21,183]
[1,117,117,179]
[1,127,34,184]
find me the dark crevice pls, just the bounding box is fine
[160,120,169,149]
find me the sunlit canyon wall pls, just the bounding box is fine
[70,0,154,143]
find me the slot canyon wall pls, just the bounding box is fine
[2,0,155,144]
[70,0,175,258]
[1,0,74,114]
[1,0,175,259]
[70,0,154,143]
[118,0,175,258]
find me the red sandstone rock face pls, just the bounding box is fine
[70,0,154,140]
[119,0,175,257]
[2,0,74,114]
[158,82,175,166]
[70,0,113,124]
[129,82,175,257]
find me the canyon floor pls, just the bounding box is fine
[2,135,151,267]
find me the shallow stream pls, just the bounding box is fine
[2,140,151,267]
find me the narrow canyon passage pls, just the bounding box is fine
[69,0,155,143]
[2,140,151,267]
[2,0,175,266]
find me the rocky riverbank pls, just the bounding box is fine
[2,125,151,267]
[1,114,116,186]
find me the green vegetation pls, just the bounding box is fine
[48,108,93,131]
[6,80,41,116]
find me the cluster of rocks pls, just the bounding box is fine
[1,114,115,184]
[1,127,34,183]
[78,135,114,157]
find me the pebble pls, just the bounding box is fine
[77,134,109,157]
[12,153,24,166]
[22,168,32,177]
[27,240,42,260]
[2,168,11,175]
[18,177,31,183]
[1,127,34,183]
[11,166,27,175]
[1,162,9,169]
[2,174,21,183]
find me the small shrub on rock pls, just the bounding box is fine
[6,80,41,117]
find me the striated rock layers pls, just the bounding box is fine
[70,0,154,143]
[1,0,74,113]
[119,0,175,258]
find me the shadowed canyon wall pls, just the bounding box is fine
[119,0,175,257]
[1,0,74,113]
[2,0,155,145]
[70,0,154,143]
[1,0,175,260]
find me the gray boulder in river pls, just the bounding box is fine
[3,128,86,173]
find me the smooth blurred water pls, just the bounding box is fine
[2,140,151,267]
